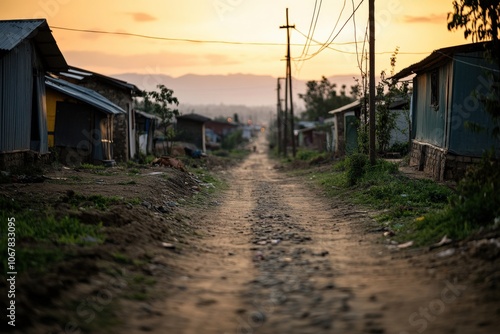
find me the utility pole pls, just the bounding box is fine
[283,64,288,157]
[281,8,295,158]
[276,77,284,154]
[369,0,376,165]
[288,36,296,158]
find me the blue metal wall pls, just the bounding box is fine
[448,52,500,156]
[412,62,452,148]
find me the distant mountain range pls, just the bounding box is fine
[113,73,360,124]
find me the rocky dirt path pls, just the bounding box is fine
[121,136,498,334]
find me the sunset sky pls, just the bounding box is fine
[2,0,469,80]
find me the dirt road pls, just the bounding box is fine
[118,136,498,334]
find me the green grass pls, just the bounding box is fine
[79,163,105,170]
[228,148,251,160]
[132,274,156,286]
[127,168,140,175]
[67,194,123,210]
[212,148,250,160]
[295,148,330,163]
[0,210,104,274]
[112,252,132,265]
[310,157,455,246]
[191,169,227,195]
[118,180,137,185]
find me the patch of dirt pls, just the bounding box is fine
[0,160,221,333]
[1,141,499,334]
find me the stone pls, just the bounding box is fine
[157,206,171,214]
[79,235,99,244]
[436,248,456,258]
[161,242,176,249]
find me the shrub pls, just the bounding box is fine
[296,149,318,161]
[221,129,245,150]
[449,151,500,229]
[388,141,410,156]
[413,151,500,244]
[346,153,369,186]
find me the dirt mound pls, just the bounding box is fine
[0,163,215,333]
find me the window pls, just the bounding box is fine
[430,70,439,110]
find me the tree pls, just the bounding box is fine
[298,76,355,121]
[448,0,500,137]
[375,71,410,153]
[448,0,499,61]
[141,84,179,154]
[355,48,411,154]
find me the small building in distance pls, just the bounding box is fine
[328,100,360,157]
[176,113,211,152]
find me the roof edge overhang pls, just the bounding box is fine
[391,41,493,80]
[45,76,126,115]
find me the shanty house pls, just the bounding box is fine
[135,110,161,155]
[392,42,500,181]
[45,76,125,165]
[205,119,238,149]
[176,113,211,152]
[205,119,238,139]
[296,126,328,151]
[0,19,67,170]
[57,66,140,162]
[388,97,411,147]
[328,100,360,157]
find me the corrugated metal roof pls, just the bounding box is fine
[0,19,43,50]
[177,113,211,123]
[392,42,492,80]
[45,76,126,115]
[135,110,162,122]
[329,100,361,114]
[57,66,141,94]
[0,19,67,71]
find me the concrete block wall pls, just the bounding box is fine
[410,141,483,181]
[0,151,50,171]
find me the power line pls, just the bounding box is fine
[52,25,432,56]
[296,0,362,61]
[52,26,299,47]
[298,0,322,60]
[295,0,323,75]
[296,0,348,62]
[436,50,500,72]
[352,0,362,72]
[360,19,369,74]
[293,27,429,56]
[315,0,348,57]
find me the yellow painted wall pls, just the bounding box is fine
[46,88,78,147]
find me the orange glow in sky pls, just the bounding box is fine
[2,0,468,80]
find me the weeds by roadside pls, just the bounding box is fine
[417,151,500,243]
[293,152,499,246]
[0,208,103,275]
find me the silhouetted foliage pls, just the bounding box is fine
[138,84,179,154]
[299,76,355,121]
